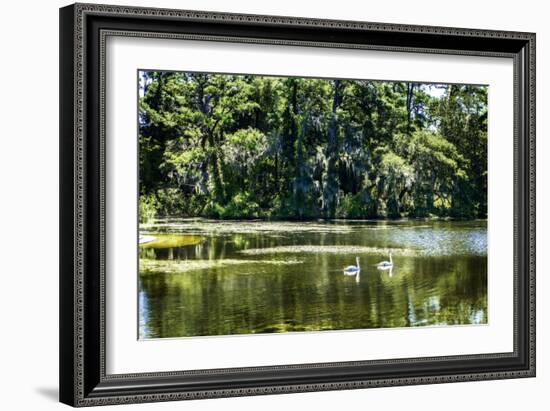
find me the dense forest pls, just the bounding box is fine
[138,71,487,222]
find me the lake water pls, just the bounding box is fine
[139,219,487,339]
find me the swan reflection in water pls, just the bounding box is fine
[377,264,393,277]
[376,252,393,277]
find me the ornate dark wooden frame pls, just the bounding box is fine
[59,2,536,407]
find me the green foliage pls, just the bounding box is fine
[336,192,374,219]
[139,194,158,223]
[154,188,189,216]
[377,151,414,218]
[138,71,487,220]
[203,192,261,219]
[220,192,261,219]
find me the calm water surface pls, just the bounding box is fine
[139,219,487,339]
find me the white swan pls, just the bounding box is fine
[343,257,361,275]
[377,253,393,269]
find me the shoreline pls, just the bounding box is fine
[141,216,488,224]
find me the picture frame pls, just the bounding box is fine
[59,2,535,407]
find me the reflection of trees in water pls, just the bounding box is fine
[139,247,487,338]
[374,257,487,327]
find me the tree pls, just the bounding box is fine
[138,71,487,221]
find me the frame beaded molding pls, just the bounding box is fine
[69,3,536,406]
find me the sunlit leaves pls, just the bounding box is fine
[222,128,268,168]
[138,70,488,220]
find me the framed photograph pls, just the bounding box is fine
[59,3,535,407]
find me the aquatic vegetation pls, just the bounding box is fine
[140,219,355,235]
[139,234,204,249]
[140,218,486,237]
[138,220,487,338]
[140,258,303,274]
[258,322,336,334]
[239,245,424,257]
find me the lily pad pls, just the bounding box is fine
[140,258,303,274]
[238,245,423,257]
[140,219,354,235]
[139,234,204,249]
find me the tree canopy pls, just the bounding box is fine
[138,71,487,221]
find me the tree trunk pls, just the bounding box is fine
[324,80,341,219]
[195,76,225,203]
[406,82,415,134]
